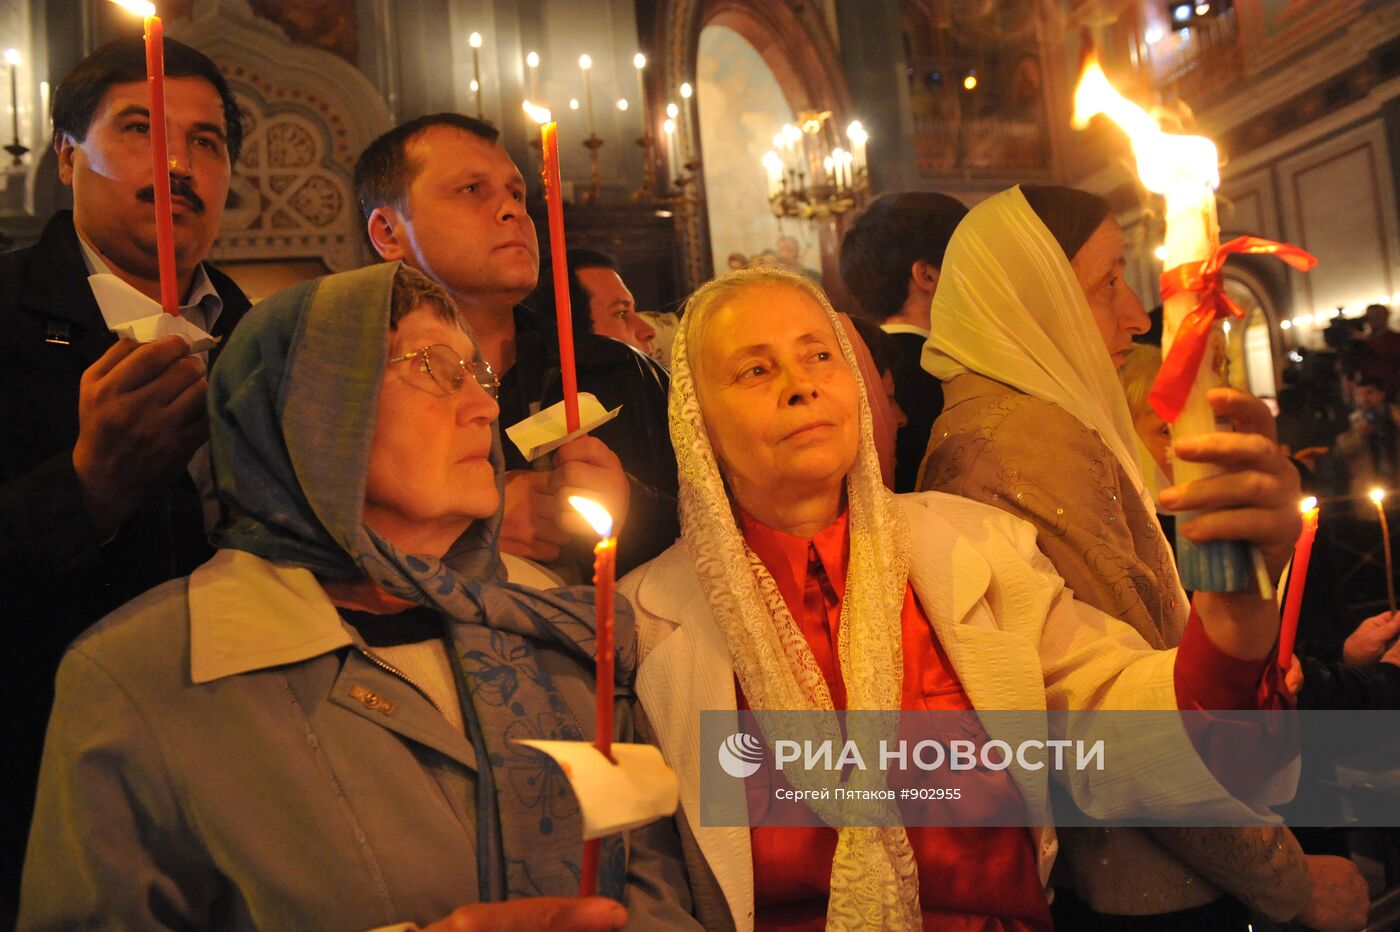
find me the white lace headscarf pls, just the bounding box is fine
[670,266,921,930]
[923,185,1181,586]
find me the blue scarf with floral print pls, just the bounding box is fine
[208,261,633,901]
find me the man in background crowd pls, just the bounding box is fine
[555,247,657,357]
[0,37,249,914]
[839,191,967,491]
[355,114,677,574]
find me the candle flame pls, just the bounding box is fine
[579,54,592,71]
[526,51,540,68]
[3,49,19,66]
[1072,51,1218,194]
[847,120,868,145]
[469,32,482,49]
[762,150,782,171]
[1300,496,1318,513]
[569,98,580,110]
[521,100,552,124]
[109,0,158,16]
[634,52,646,70]
[680,82,693,99]
[666,102,678,119]
[1372,487,1388,506]
[616,98,628,111]
[569,496,613,538]
[662,118,676,135]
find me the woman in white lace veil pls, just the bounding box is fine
[621,265,1303,932]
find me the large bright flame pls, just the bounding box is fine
[109,0,157,16]
[1073,52,1218,194]
[568,496,614,538]
[521,101,552,125]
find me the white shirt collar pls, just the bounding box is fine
[881,323,931,338]
[75,226,224,332]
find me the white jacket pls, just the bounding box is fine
[621,492,1288,932]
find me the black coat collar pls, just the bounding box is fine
[16,210,249,366]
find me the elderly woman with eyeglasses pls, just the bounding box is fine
[21,263,697,931]
[622,265,1303,932]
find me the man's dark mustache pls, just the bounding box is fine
[136,180,205,214]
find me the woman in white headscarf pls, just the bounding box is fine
[624,265,1304,932]
[917,185,1341,929]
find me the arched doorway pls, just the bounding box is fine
[653,0,856,292]
[1223,270,1281,399]
[694,24,804,277]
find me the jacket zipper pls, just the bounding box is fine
[357,647,451,719]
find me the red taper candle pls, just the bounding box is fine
[1278,498,1319,668]
[141,9,180,316]
[524,103,581,432]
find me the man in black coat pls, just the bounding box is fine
[0,38,249,912]
[354,114,678,575]
[840,192,968,492]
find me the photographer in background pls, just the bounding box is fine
[1336,373,1400,509]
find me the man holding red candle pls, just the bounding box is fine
[355,115,678,575]
[0,37,248,915]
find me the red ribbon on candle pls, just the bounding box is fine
[1150,236,1316,423]
[1278,503,1319,669]
[539,121,581,433]
[578,532,616,898]
[143,15,180,317]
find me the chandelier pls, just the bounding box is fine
[762,111,870,221]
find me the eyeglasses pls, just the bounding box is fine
[388,343,499,398]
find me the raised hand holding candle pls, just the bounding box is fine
[1372,488,1397,614]
[523,101,580,432]
[112,0,179,316]
[569,495,617,898]
[1278,497,1319,668]
[1073,51,1315,592]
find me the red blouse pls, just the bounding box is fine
[736,511,1052,932]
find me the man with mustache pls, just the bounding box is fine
[0,37,248,914]
[354,115,677,576]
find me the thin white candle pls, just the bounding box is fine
[847,120,868,177]
[763,150,783,198]
[469,32,483,119]
[679,81,694,160]
[663,117,678,182]
[526,51,540,103]
[632,53,646,129]
[579,54,596,137]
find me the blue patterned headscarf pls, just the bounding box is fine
[207,261,632,900]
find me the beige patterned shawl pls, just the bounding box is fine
[668,267,921,930]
